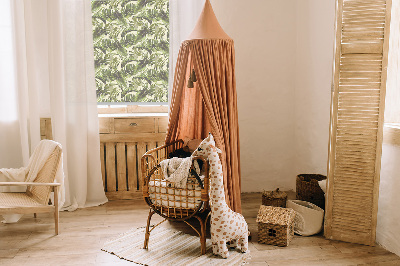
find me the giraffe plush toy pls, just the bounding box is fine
[192,133,248,258]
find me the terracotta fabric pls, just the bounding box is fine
[166,39,241,213]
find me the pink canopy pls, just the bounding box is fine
[166,0,242,212]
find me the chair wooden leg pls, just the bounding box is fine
[54,186,59,235]
[144,209,155,249]
[34,213,37,218]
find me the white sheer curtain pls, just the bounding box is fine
[168,0,204,102]
[0,0,24,169]
[0,0,107,211]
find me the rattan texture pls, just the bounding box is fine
[26,147,62,205]
[296,174,326,209]
[142,141,209,220]
[256,205,296,226]
[256,205,296,247]
[262,188,287,208]
[0,193,43,207]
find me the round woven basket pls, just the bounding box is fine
[295,174,326,210]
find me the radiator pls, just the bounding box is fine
[100,141,165,200]
[99,116,168,200]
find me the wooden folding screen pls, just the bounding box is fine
[325,0,392,245]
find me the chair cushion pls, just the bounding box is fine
[0,192,42,207]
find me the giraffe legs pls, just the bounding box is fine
[212,241,229,259]
[238,236,249,253]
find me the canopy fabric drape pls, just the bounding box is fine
[166,38,242,212]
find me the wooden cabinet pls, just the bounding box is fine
[98,115,168,200]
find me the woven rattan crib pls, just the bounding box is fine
[141,140,210,254]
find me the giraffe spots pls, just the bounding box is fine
[199,134,248,258]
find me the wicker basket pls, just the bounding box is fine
[296,174,326,209]
[262,188,287,208]
[256,205,296,247]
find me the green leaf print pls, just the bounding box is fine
[91,0,169,103]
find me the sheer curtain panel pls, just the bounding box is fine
[1,0,107,212]
[168,0,204,103]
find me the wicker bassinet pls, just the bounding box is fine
[141,140,210,254]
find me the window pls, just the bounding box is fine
[91,0,169,104]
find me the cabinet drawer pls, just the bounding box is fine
[114,118,155,133]
[157,117,168,133]
[99,117,114,134]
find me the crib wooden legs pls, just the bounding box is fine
[144,209,155,249]
[199,217,207,255]
[144,209,210,254]
[193,212,211,255]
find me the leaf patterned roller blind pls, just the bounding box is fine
[91,0,169,103]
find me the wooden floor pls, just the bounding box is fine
[1,193,399,266]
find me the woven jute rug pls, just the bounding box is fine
[102,226,250,265]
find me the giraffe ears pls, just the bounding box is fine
[211,144,222,154]
[208,133,214,141]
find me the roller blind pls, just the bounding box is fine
[325,0,392,245]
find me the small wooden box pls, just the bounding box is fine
[262,188,287,208]
[256,205,296,247]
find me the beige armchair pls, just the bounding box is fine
[0,145,62,234]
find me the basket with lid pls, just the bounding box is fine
[262,188,287,208]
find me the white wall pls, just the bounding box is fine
[212,0,335,192]
[377,142,400,256]
[212,0,297,192]
[294,1,335,178]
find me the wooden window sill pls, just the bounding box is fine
[98,113,167,118]
[97,104,168,115]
